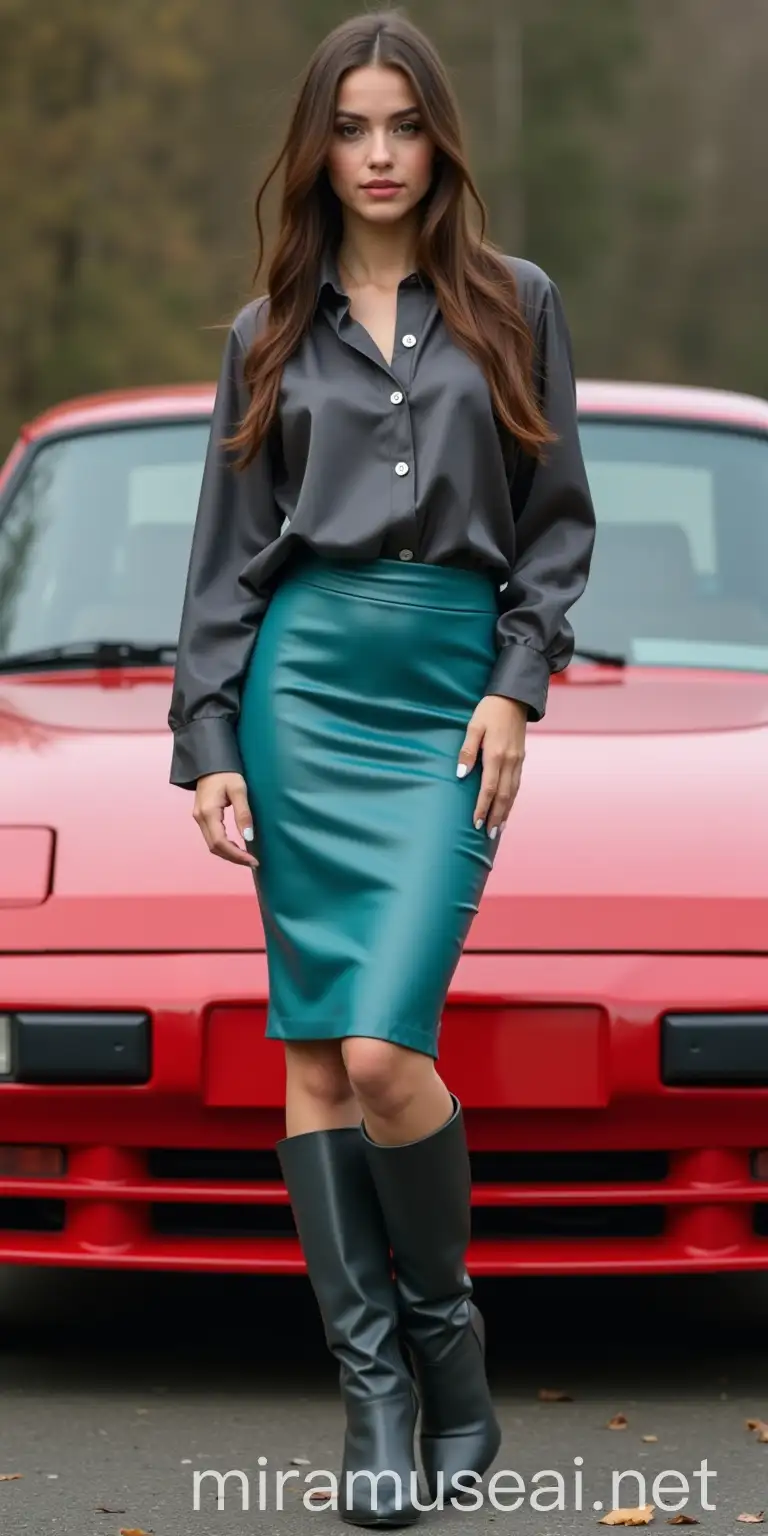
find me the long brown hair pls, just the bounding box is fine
[225,8,554,469]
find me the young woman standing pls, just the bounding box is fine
[169,10,595,1526]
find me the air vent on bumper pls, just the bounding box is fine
[661,1013,768,1086]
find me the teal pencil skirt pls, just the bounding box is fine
[235,553,502,1059]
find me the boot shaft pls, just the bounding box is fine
[276,1126,411,1397]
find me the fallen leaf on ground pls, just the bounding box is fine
[642,1435,658,1443]
[746,1419,768,1442]
[95,1507,126,1514]
[538,1387,573,1401]
[736,1515,764,1524]
[607,1413,629,1430]
[119,1528,154,1534]
[667,1515,698,1524]
[0,1474,23,1481]
[599,1504,654,1524]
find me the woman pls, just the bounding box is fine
[169,9,595,1526]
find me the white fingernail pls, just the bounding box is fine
[475,818,484,830]
[489,826,498,840]
[243,827,254,841]
[456,763,468,778]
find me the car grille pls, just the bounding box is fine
[0,1198,65,1232]
[146,1146,669,1242]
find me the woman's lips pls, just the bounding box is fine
[361,183,403,199]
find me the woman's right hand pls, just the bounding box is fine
[193,772,258,868]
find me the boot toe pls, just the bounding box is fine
[421,1417,502,1502]
[341,1391,422,1526]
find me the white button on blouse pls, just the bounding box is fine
[390,390,404,404]
[394,461,409,476]
[401,334,417,348]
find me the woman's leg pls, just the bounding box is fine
[277,1039,420,1527]
[283,1039,359,1135]
[344,1038,500,1504]
[340,1038,453,1145]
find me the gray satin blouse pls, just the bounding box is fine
[168,250,595,791]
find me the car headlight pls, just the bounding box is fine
[0,1013,12,1076]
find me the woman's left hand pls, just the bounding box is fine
[456,694,528,839]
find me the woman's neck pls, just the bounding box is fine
[337,212,421,290]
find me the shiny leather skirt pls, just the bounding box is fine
[236,553,501,1058]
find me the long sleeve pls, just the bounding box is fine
[168,309,282,790]
[485,276,596,721]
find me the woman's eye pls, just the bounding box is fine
[334,120,421,138]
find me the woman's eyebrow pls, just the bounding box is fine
[334,107,421,123]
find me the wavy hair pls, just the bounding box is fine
[224,8,554,468]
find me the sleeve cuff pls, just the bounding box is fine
[169,715,245,791]
[484,641,551,722]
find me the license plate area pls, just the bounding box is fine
[439,1004,610,1108]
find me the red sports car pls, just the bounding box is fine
[1,379,767,1275]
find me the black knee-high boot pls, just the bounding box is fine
[359,1097,501,1501]
[276,1126,421,1527]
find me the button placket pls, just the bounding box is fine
[387,283,426,557]
[392,281,425,387]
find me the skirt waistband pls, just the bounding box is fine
[283,552,501,613]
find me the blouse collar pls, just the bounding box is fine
[314,246,431,312]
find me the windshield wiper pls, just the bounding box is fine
[571,644,627,668]
[0,639,177,672]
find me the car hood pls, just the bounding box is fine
[1,666,767,953]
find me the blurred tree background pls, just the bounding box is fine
[1,0,766,450]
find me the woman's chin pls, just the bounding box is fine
[354,198,415,226]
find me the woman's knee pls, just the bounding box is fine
[342,1037,424,1116]
[284,1040,352,1108]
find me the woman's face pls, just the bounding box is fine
[326,65,435,227]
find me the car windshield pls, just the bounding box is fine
[0,422,209,661]
[1,416,767,673]
[571,421,768,673]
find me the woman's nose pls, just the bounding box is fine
[367,131,394,168]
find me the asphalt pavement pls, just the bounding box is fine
[1,1263,768,1534]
